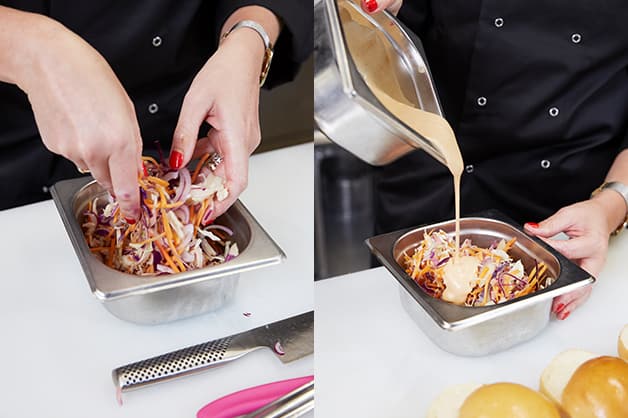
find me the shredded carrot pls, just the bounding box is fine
[107,238,116,268]
[141,156,160,167]
[147,176,169,188]
[122,221,137,241]
[194,199,208,236]
[479,265,490,279]
[504,237,517,251]
[154,241,180,273]
[131,233,165,247]
[161,209,175,244]
[191,153,210,183]
[112,206,120,224]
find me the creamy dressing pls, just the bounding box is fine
[338,3,463,161]
[340,3,466,275]
[441,256,479,304]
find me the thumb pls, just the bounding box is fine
[170,90,208,170]
[524,209,574,238]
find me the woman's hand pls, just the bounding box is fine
[361,0,403,15]
[169,7,280,219]
[4,10,143,221]
[524,190,626,320]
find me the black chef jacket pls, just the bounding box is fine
[375,1,628,233]
[0,0,311,210]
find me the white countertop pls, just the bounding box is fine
[0,143,313,418]
[315,230,628,418]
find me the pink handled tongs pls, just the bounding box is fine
[197,375,314,418]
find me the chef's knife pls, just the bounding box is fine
[112,311,313,394]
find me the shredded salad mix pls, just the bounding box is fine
[82,154,238,276]
[402,230,554,306]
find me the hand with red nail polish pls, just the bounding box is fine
[169,150,184,170]
[169,6,280,219]
[556,310,571,320]
[525,196,621,319]
[0,9,144,222]
[360,0,403,15]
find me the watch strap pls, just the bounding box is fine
[591,181,628,236]
[222,20,274,87]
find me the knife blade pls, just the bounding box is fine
[112,311,313,395]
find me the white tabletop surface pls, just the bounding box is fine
[0,143,313,418]
[315,230,628,418]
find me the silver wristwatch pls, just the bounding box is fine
[591,181,628,235]
[221,20,274,87]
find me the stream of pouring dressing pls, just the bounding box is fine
[340,3,474,303]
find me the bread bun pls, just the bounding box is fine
[425,383,482,418]
[618,324,628,361]
[459,382,560,418]
[539,349,597,405]
[562,356,628,418]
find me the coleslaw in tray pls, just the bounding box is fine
[402,230,554,306]
[81,153,238,276]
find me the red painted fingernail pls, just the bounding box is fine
[169,151,183,170]
[142,162,148,177]
[364,0,378,13]
[555,303,565,313]
[525,222,540,228]
[125,217,136,224]
[558,311,571,320]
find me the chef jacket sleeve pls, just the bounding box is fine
[213,1,312,88]
[397,0,431,38]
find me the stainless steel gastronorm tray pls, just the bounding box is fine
[52,177,285,325]
[314,0,445,166]
[366,210,594,356]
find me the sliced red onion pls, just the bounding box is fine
[198,166,211,182]
[206,224,233,236]
[177,224,195,253]
[503,272,526,286]
[152,250,162,267]
[162,171,179,182]
[201,207,214,225]
[175,204,190,224]
[273,341,285,356]
[201,239,217,257]
[181,251,194,263]
[156,264,174,274]
[436,256,450,267]
[173,167,191,202]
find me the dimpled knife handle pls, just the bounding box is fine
[113,334,256,392]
